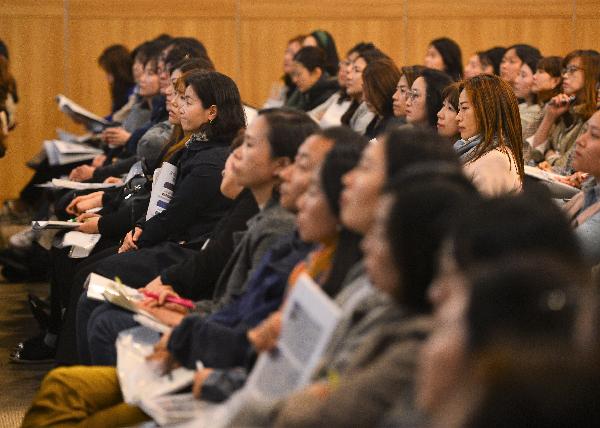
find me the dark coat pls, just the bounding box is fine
[286,75,339,112]
[167,232,313,369]
[160,189,259,301]
[136,135,233,247]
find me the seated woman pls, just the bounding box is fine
[415,254,584,428]
[362,58,402,139]
[500,44,541,93]
[424,37,463,81]
[97,44,135,121]
[454,74,524,196]
[562,109,600,266]
[247,128,469,426]
[301,29,340,77]
[308,43,373,128]
[513,47,542,140]
[522,55,562,162]
[263,34,305,109]
[436,83,460,142]
[392,64,425,122]
[343,48,387,135]
[405,68,453,131]
[286,46,339,112]
[69,40,167,182]
[464,47,506,78]
[54,71,245,363]
[530,50,600,173]
[269,169,478,427]
[20,130,365,428]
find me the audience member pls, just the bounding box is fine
[454,74,524,195]
[405,68,453,130]
[531,50,600,173]
[424,37,463,81]
[362,58,402,139]
[500,43,542,90]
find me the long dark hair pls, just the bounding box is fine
[430,37,463,81]
[98,44,134,112]
[363,58,401,118]
[421,68,453,128]
[183,71,246,142]
[458,74,524,181]
[308,30,340,76]
[563,49,600,120]
[318,129,367,296]
[386,170,477,313]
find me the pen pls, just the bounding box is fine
[142,290,195,309]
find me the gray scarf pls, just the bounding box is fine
[453,134,483,161]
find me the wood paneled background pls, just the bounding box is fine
[1,0,599,201]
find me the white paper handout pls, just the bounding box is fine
[116,326,195,405]
[524,165,579,198]
[245,273,341,400]
[32,220,82,231]
[56,94,113,132]
[141,274,342,427]
[62,231,101,258]
[51,178,119,190]
[146,162,178,220]
[56,128,93,144]
[84,273,169,329]
[43,139,103,166]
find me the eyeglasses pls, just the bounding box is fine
[339,60,351,67]
[562,65,583,76]
[396,86,409,95]
[407,90,422,101]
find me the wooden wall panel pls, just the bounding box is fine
[1,0,599,202]
[0,1,64,203]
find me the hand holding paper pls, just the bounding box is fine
[76,213,101,234]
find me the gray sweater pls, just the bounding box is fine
[195,197,296,315]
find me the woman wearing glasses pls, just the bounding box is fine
[531,50,600,174]
[405,68,453,130]
[391,65,425,121]
[454,74,524,196]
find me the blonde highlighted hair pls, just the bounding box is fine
[458,74,524,181]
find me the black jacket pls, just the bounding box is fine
[136,134,233,247]
[167,233,313,369]
[365,115,406,140]
[160,189,259,301]
[287,75,339,112]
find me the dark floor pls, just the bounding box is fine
[0,281,51,427]
[0,223,52,427]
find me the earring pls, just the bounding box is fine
[209,118,214,124]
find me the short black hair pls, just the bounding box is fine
[449,190,583,272]
[258,108,320,160]
[466,254,582,354]
[293,46,326,73]
[479,46,507,75]
[347,42,376,57]
[183,71,246,142]
[384,126,459,181]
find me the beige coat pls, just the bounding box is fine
[463,148,522,197]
